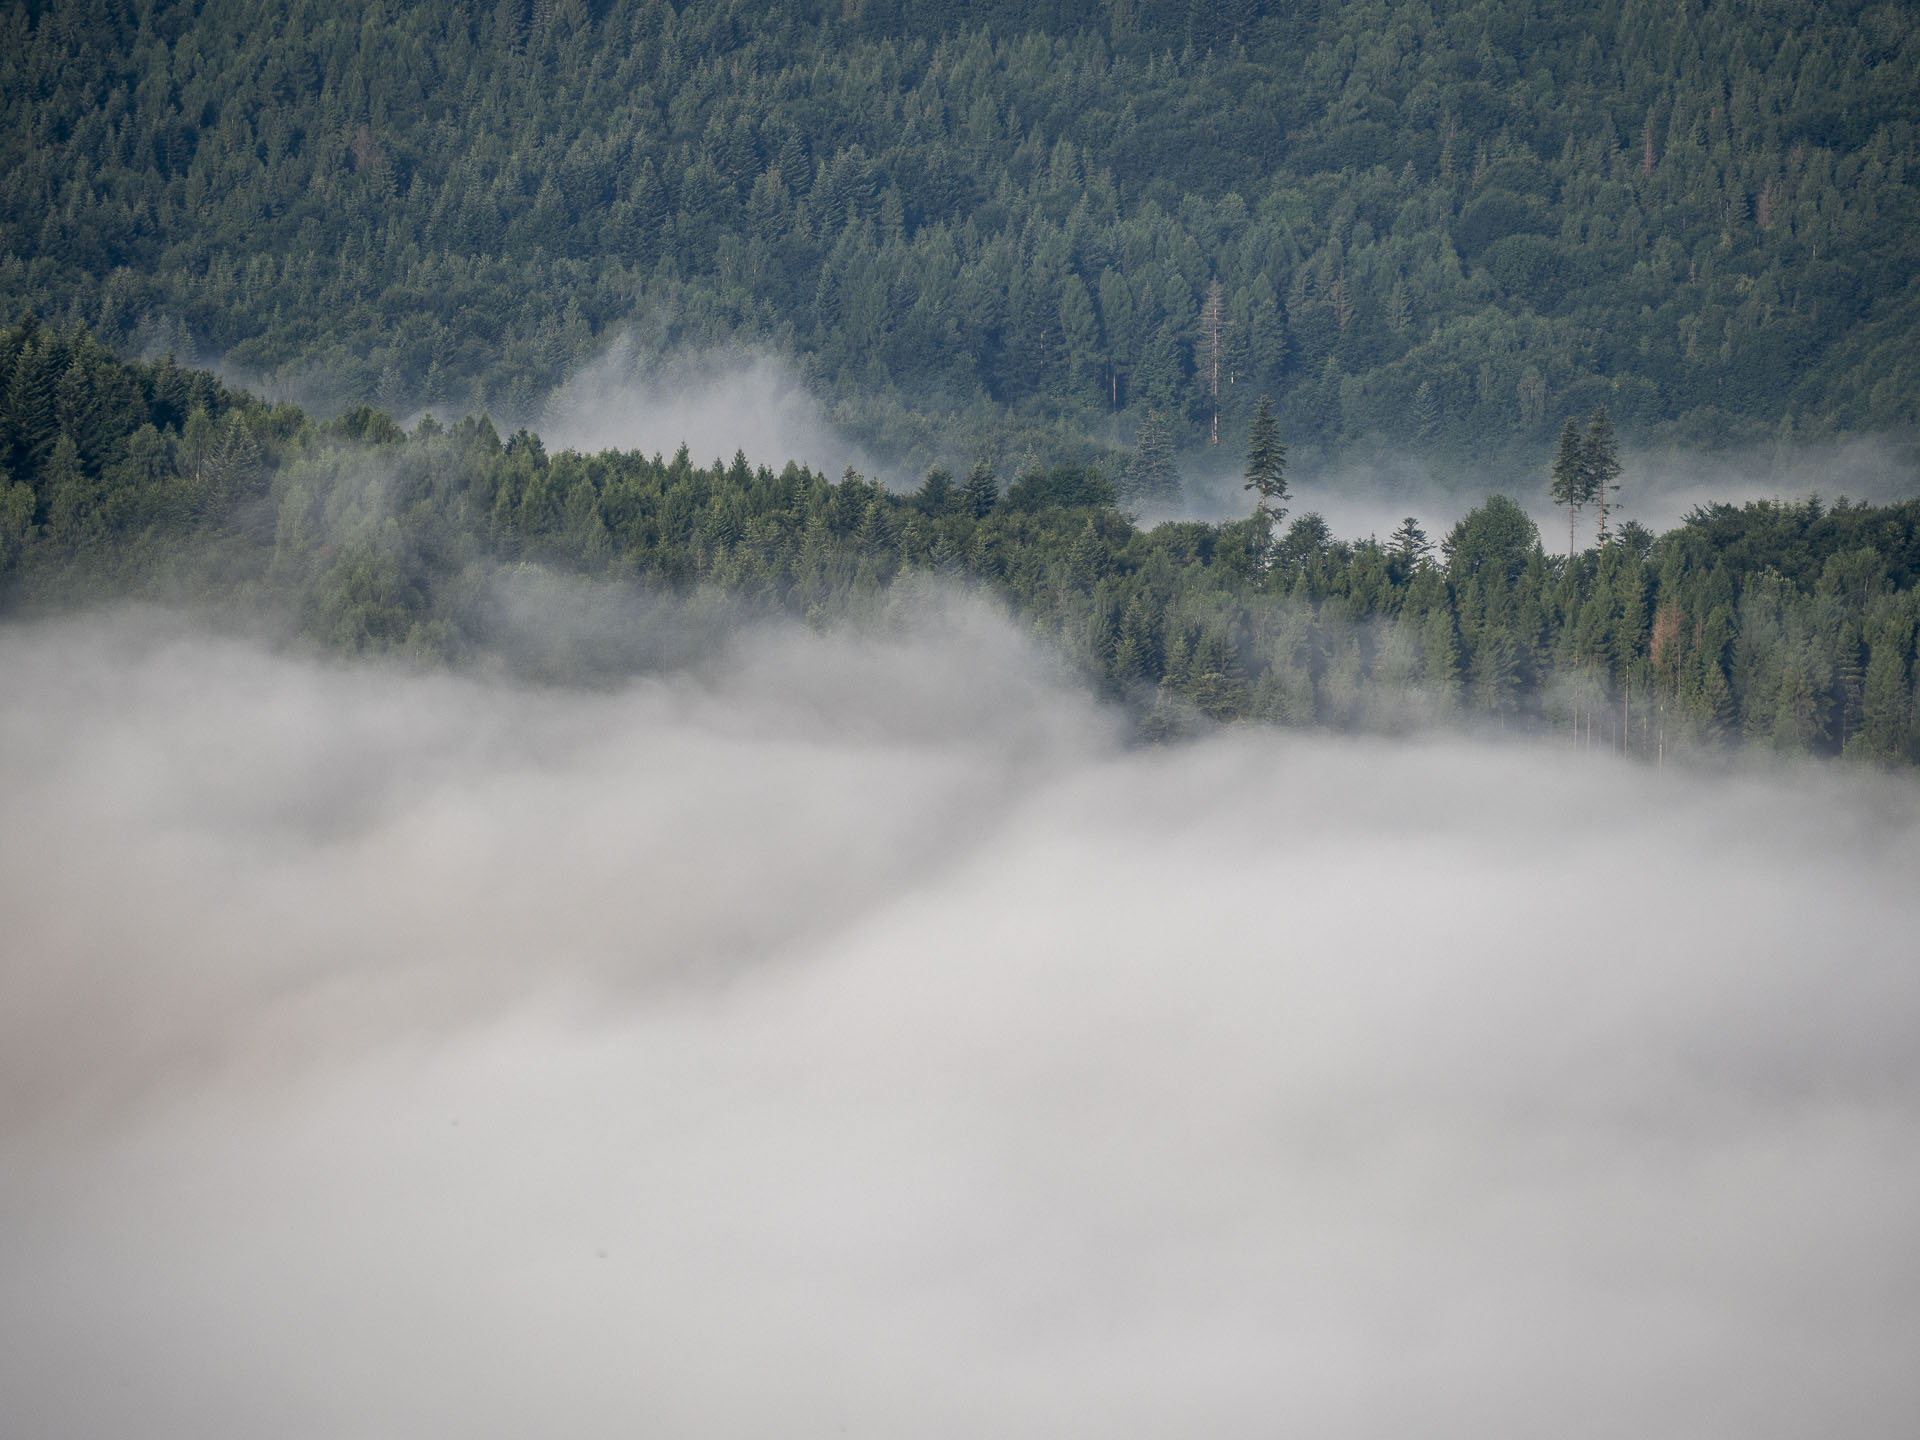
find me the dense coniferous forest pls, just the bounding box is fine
[7,319,1919,766]
[13,11,1920,1427]
[5,1,1920,765]
[5,0,1920,473]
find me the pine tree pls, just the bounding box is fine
[1242,394,1288,518]
[1859,603,1916,763]
[1582,405,1622,543]
[1422,606,1462,714]
[5,337,60,479]
[0,461,34,572]
[1113,593,1161,684]
[915,467,957,516]
[1386,280,1412,335]
[42,433,100,550]
[1548,416,1586,555]
[1388,516,1431,571]
[1412,380,1440,441]
[1314,355,1344,435]
[960,460,998,518]
[205,412,262,508]
[630,158,669,266]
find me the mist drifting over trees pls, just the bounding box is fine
[5,1,1920,1433]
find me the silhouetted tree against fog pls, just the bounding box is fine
[1549,417,1586,557]
[1583,408,1623,546]
[1243,394,1288,569]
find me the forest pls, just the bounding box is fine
[4,0,1920,477]
[13,8,1920,1432]
[7,316,1918,766]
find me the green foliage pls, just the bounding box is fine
[1548,416,1586,553]
[0,314,297,580]
[1582,406,1623,542]
[1242,394,1287,517]
[5,0,1919,474]
[1005,464,1114,513]
[9,330,1920,770]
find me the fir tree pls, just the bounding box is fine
[960,460,999,518]
[1582,406,1622,544]
[1242,394,1288,519]
[1412,381,1441,441]
[1549,416,1586,555]
[1388,516,1432,571]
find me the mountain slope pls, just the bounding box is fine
[5,0,1918,470]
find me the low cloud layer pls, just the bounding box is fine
[537,337,887,480]
[3,605,1919,1438]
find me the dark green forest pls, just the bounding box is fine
[6,0,1920,765]
[6,0,1920,474]
[9,318,1920,766]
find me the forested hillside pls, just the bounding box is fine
[8,320,1919,765]
[5,0,1919,475]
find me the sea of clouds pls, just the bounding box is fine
[3,602,1918,1438]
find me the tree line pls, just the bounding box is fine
[4,0,1917,481]
[7,317,1918,767]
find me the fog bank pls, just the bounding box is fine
[537,337,887,481]
[3,606,1918,1438]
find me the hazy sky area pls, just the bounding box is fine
[3,604,1918,1438]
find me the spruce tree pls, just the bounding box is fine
[915,467,956,516]
[41,433,98,550]
[1582,406,1622,544]
[0,462,33,572]
[960,460,998,518]
[1548,416,1585,555]
[1113,594,1161,684]
[5,337,60,479]
[1412,381,1441,441]
[1242,394,1288,519]
[1388,516,1431,571]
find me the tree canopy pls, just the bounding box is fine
[8,321,1920,768]
[4,0,1918,475]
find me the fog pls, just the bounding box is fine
[537,337,890,481]
[1173,434,1920,550]
[4,604,1919,1438]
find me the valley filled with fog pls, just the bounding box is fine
[8,0,1920,1432]
[4,605,1917,1438]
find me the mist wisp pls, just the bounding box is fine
[536,336,889,480]
[3,602,1919,1438]
[1168,434,1920,551]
